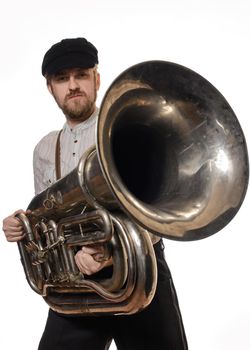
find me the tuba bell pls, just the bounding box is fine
[17,61,249,315]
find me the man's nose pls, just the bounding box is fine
[68,76,80,90]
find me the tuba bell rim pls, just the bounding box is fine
[97,60,249,241]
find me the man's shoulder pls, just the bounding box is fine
[36,130,60,146]
[34,130,61,155]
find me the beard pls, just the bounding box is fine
[62,91,97,122]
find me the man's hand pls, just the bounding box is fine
[2,210,27,242]
[74,244,112,275]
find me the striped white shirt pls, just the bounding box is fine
[33,108,98,195]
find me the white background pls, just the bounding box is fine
[0,1,249,349]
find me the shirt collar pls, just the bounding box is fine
[63,107,99,134]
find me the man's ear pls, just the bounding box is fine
[96,72,101,91]
[47,80,53,95]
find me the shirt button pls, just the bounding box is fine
[74,140,78,143]
[73,152,76,156]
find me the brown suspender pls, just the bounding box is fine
[55,129,63,180]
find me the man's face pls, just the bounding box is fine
[47,67,100,124]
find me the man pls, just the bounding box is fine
[2,37,188,350]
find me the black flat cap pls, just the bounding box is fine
[41,37,98,76]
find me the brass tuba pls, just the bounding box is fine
[17,61,249,315]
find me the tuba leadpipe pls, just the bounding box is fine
[17,61,249,315]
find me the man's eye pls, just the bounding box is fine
[77,73,87,78]
[56,75,68,82]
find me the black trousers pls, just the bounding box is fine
[38,240,188,350]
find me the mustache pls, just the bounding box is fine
[66,90,87,100]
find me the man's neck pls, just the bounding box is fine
[66,119,84,128]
